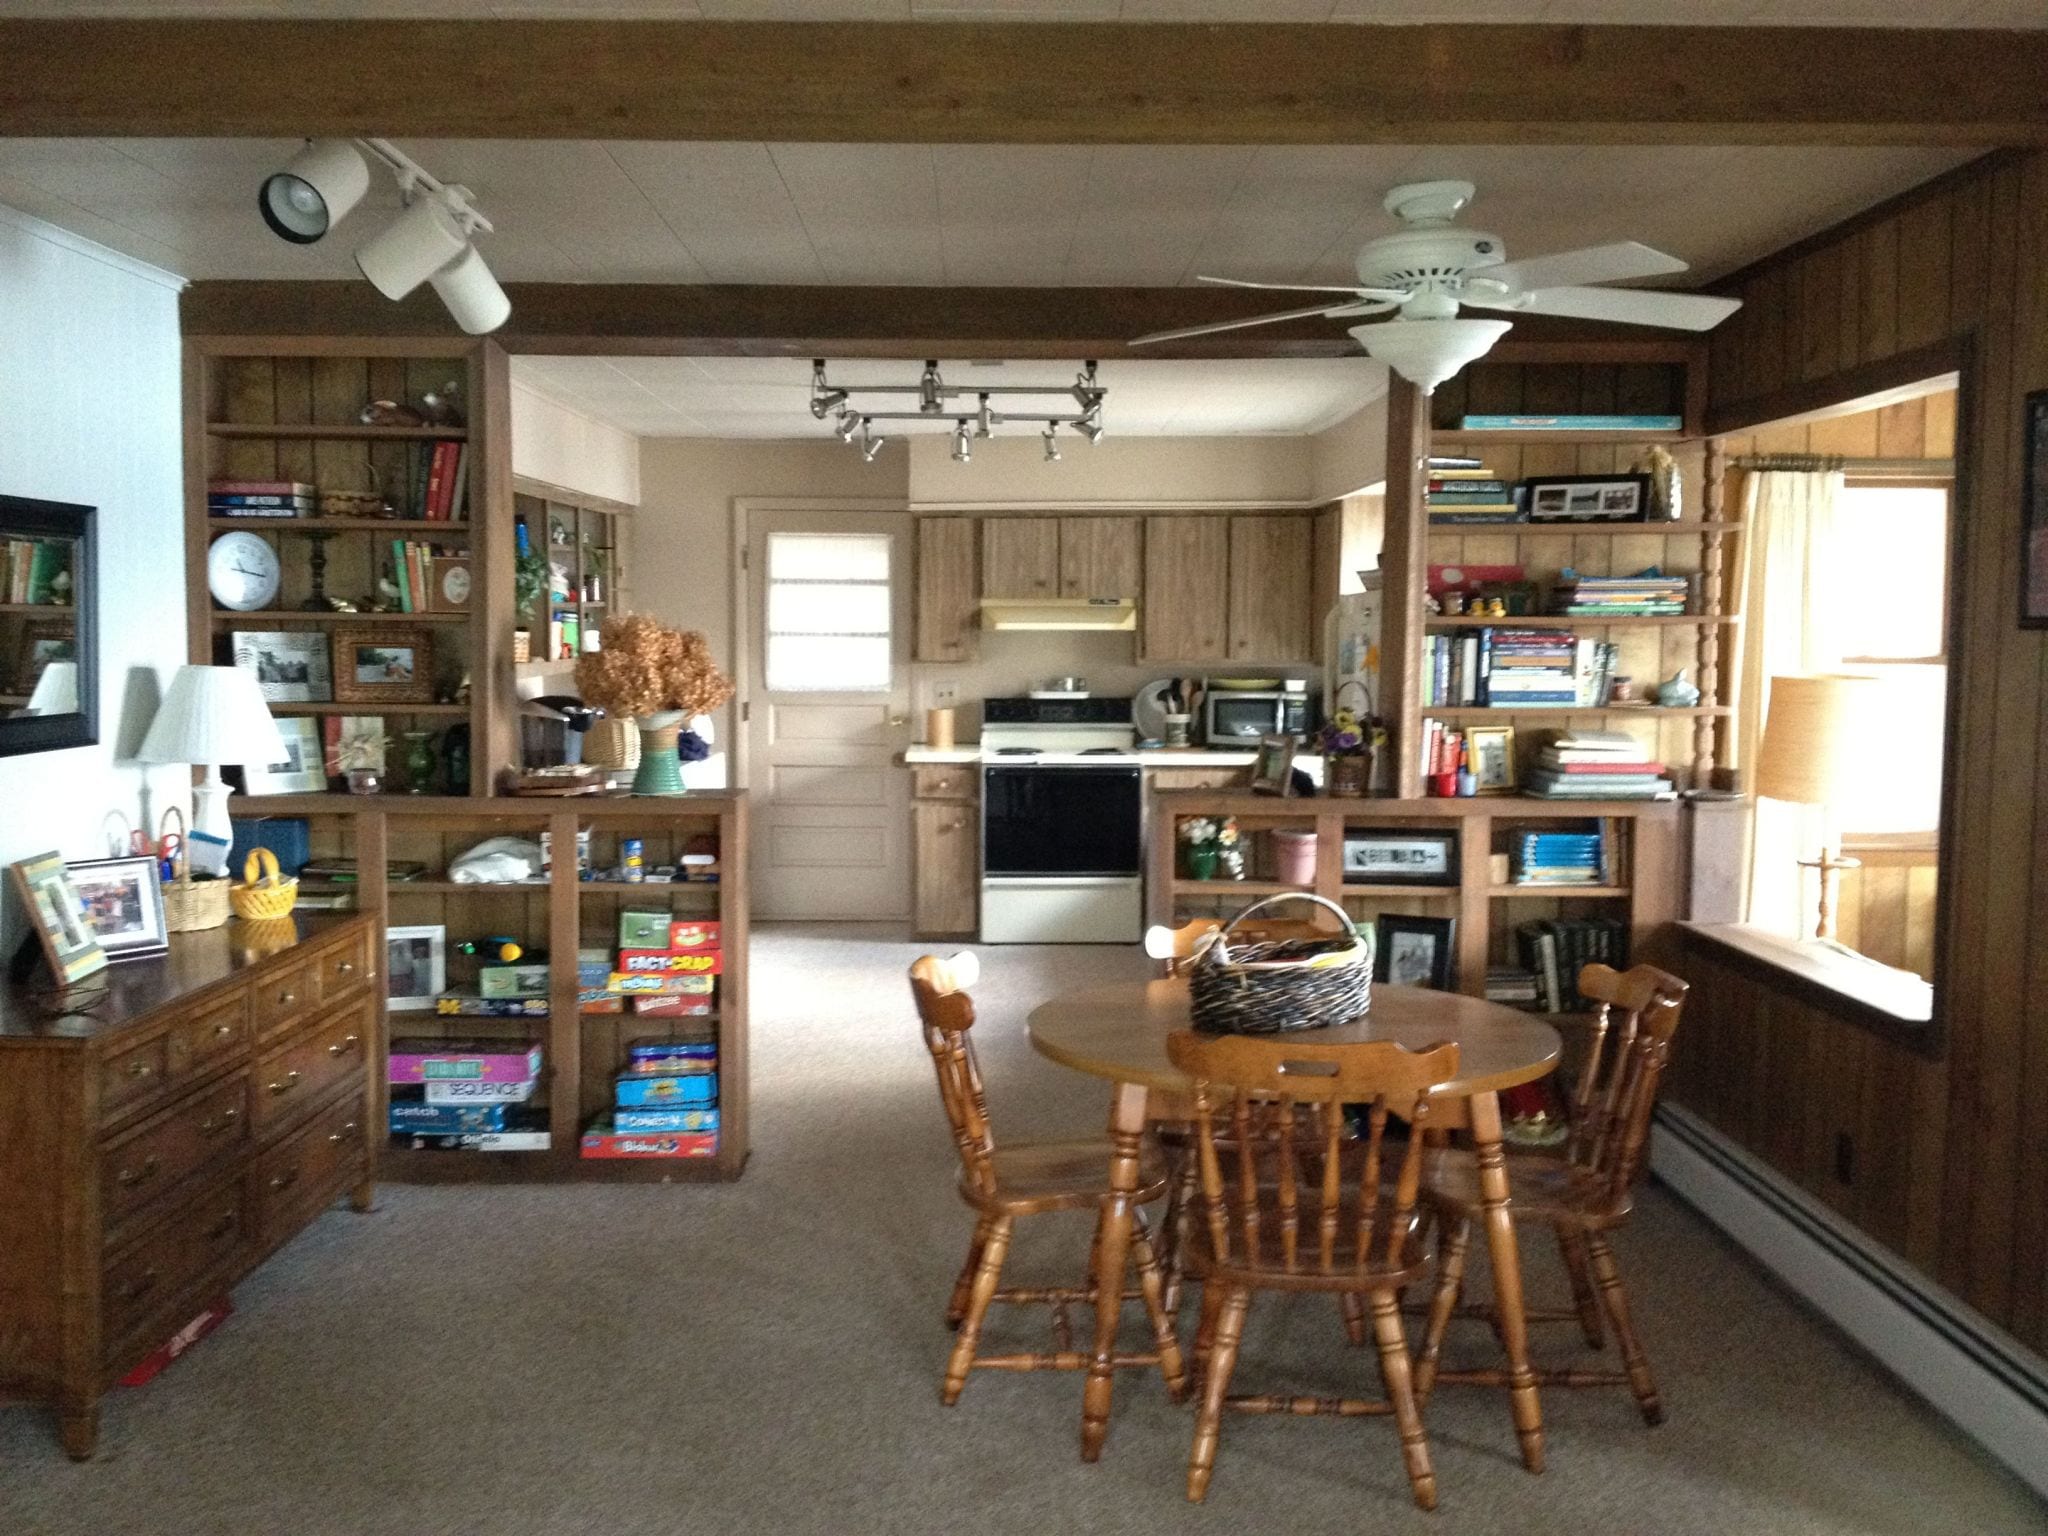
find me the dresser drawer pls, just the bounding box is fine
[251,1001,370,1137]
[251,954,324,1042]
[101,1177,247,1356]
[912,765,977,801]
[314,929,373,1002]
[251,1095,364,1250]
[166,992,252,1081]
[100,1073,250,1232]
[99,1034,170,1122]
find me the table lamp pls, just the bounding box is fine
[24,659,78,715]
[139,665,287,870]
[1753,673,1877,942]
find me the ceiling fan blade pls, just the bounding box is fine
[1197,275,1410,301]
[1483,240,1690,295]
[1470,285,1742,332]
[1131,302,1379,346]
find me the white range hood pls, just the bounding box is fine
[979,596,1137,632]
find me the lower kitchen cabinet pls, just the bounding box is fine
[913,800,979,937]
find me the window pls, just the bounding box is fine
[763,531,892,693]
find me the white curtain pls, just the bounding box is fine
[1737,469,1845,937]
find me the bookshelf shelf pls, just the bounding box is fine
[267,701,470,717]
[206,422,468,442]
[1433,429,1687,445]
[210,608,472,626]
[206,516,471,533]
[1172,878,1311,897]
[1424,614,1740,630]
[1420,705,1731,722]
[1341,882,1461,898]
[1491,884,1631,899]
[0,602,70,615]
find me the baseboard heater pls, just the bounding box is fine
[1652,1102,2048,1502]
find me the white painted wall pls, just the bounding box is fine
[0,205,188,949]
[907,432,1314,508]
[511,380,641,506]
[1310,396,1389,504]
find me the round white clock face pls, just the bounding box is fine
[207,532,281,612]
[441,564,472,606]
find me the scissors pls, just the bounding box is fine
[156,833,182,882]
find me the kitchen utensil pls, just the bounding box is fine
[1133,678,1177,740]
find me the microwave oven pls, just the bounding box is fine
[1204,690,1311,742]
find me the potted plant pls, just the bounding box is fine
[1319,682,1376,798]
[513,545,548,664]
[572,615,735,796]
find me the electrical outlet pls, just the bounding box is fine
[930,680,961,707]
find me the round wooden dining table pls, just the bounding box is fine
[1028,977,1562,1472]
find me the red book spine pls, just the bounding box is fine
[424,442,451,520]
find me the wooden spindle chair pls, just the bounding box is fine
[1166,1028,1461,1512]
[909,954,1187,1408]
[1415,961,1689,1426]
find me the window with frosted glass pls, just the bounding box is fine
[764,532,891,692]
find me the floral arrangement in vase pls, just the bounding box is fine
[574,615,735,796]
[1318,699,1375,798]
[1179,817,1245,881]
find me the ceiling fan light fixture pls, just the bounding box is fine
[1351,316,1513,395]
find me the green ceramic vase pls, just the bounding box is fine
[632,710,687,796]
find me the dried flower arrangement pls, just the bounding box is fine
[574,614,735,721]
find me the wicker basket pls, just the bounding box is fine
[584,716,641,774]
[1188,893,1374,1036]
[164,866,231,933]
[229,846,298,922]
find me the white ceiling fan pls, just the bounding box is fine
[1133,180,1743,393]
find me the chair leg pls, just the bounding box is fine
[1415,1215,1471,1405]
[1161,1147,1199,1316]
[1586,1232,1663,1426]
[946,1217,993,1329]
[941,1215,1012,1406]
[1193,1274,1225,1385]
[1187,1286,1249,1504]
[1339,1291,1368,1346]
[1129,1211,1190,1402]
[1369,1289,1439,1513]
[1558,1228,1605,1351]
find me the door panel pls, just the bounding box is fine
[1142,515,1229,662]
[981,517,1060,598]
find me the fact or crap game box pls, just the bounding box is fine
[617,949,722,976]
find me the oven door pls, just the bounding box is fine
[981,765,1141,878]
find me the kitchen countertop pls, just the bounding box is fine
[901,745,1260,767]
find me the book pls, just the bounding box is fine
[208,480,315,496]
[1459,414,1683,432]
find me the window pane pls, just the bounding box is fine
[768,580,890,636]
[766,635,890,693]
[1833,486,1947,659]
[1838,663,1946,834]
[768,531,889,582]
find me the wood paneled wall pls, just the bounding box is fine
[1685,150,2048,1355]
[1834,838,1941,982]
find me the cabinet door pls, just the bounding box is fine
[915,517,978,663]
[981,517,1061,599]
[1227,514,1315,662]
[913,801,979,937]
[1059,517,1141,600]
[1141,516,1229,662]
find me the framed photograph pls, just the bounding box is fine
[1523,473,1652,524]
[386,924,447,1011]
[1375,914,1457,992]
[11,616,75,696]
[1341,829,1459,886]
[1466,725,1518,794]
[325,715,388,776]
[332,624,433,705]
[64,855,169,962]
[2023,388,2048,627]
[231,629,332,703]
[246,716,327,795]
[1250,735,1296,797]
[7,851,107,986]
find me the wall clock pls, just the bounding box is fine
[207,531,281,611]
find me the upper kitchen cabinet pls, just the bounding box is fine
[1058,516,1142,600]
[915,516,979,663]
[1141,515,1230,662]
[1227,514,1316,663]
[980,517,1061,599]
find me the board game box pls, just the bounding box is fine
[580,1114,718,1159]
[614,1071,717,1107]
[389,1039,544,1085]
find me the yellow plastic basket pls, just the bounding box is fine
[229,847,299,922]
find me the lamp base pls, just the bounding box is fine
[1797,846,1862,942]
[188,767,237,876]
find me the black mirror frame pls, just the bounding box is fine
[0,493,97,760]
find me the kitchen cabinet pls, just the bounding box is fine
[980,517,1061,599]
[915,516,978,663]
[1227,514,1316,662]
[1059,516,1142,600]
[1141,515,1230,662]
[913,798,979,937]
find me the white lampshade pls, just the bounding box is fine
[139,665,287,768]
[25,660,78,715]
[260,139,370,244]
[1754,673,1879,807]
[1351,316,1513,394]
[429,244,511,334]
[356,195,469,300]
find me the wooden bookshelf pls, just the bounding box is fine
[513,477,631,669]
[206,516,472,533]
[206,422,469,442]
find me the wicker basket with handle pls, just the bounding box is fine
[229,846,298,922]
[1187,892,1374,1036]
[156,807,228,933]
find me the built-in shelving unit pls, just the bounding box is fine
[513,478,630,670]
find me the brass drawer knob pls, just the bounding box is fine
[327,1034,360,1058]
[326,1120,360,1145]
[213,1022,236,1039]
[276,991,296,1007]
[127,1060,154,1080]
[335,960,355,976]
[200,1107,240,1137]
[267,1070,302,1096]
[268,1166,301,1192]
[115,1156,160,1189]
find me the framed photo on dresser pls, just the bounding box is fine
[64,855,169,962]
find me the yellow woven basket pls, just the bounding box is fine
[229,847,299,922]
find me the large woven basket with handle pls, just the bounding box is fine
[1187,892,1374,1036]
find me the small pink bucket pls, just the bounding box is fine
[1271,829,1318,887]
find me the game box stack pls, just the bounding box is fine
[580,910,722,1158]
[389,1038,549,1151]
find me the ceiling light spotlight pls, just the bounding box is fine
[428,245,510,335]
[260,139,370,244]
[1042,423,1061,462]
[860,419,887,462]
[355,193,470,301]
[835,408,860,443]
[1081,416,1104,446]
[951,420,973,464]
[919,360,945,414]
[976,393,994,439]
[810,388,849,421]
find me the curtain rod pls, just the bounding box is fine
[1731,454,1955,477]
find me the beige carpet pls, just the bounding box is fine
[1,923,2041,1536]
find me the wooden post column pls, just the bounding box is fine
[1380,381,1432,799]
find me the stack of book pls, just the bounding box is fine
[1426,456,1521,525]
[388,1039,549,1151]
[1527,730,1673,800]
[209,479,314,519]
[1485,967,1540,1008]
[1559,573,1691,617]
[387,538,469,613]
[1514,830,1607,885]
[1514,918,1630,1012]
[1479,628,1578,707]
[582,1030,720,1159]
[412,441,469,521]
[1,538,69,604]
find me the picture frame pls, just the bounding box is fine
[1466,725,1518,794]
[1523,473,1653,524]
[2023,388,2048,627]
[326,715,388,777]
[64,855,169,963]
[7,851,107,986]
[246,716,328,795]
[332,624,433,705]
[1249,735,1296,797]
[1374,914,1457,991]
[386,924,447,1011]
[11,616,75,696]
[231,629,332,704]
[1341,829,1459,886]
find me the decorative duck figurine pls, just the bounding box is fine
[1657,668,1701,707]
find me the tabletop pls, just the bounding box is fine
[1027,978,1561,1099]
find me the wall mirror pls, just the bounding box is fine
[0,494,97,758]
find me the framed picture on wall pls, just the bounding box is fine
[2023,388,2048,627]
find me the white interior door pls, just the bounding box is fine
[744,509,914,920]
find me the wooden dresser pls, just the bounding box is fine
[0,912,378,1458]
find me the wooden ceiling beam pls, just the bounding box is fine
[3,20,2043,146]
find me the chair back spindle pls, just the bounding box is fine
[1568,962,1690,1211]
[910,954,999,1199]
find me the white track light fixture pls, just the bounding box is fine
[429,245,511,336]
[1042,423,1061,462]
[259,139,370,244]
[859,419,887,462]
[975,394,995,439]
[356,195,467,301]
[834,408,860,443]
[951,420,974,464]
